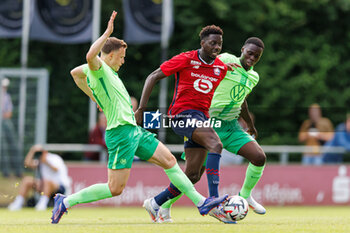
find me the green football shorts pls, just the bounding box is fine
[215,118,255,154]
[105,124,159,169]
[181,119,254,161]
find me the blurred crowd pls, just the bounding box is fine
[298,103,350,165]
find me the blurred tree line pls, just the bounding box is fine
[0,0,349,152]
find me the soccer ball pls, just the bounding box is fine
[222,195,249,221]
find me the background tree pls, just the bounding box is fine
[0,0,349,158]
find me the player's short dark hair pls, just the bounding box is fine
[199,25,223,40]
[244,37,264,49]
[102,37,127,54]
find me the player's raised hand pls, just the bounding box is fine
[104,11,117,37]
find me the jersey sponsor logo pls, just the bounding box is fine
[143,110,161,129]
[193,66,200,69]
[230,85,246,102]
[194,79,213,94]
[190,60,201,65]
[190,72,218,82]
[213,67,220,76]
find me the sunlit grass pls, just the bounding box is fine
[0,206,350,233]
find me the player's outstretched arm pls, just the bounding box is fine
[135,68,167,125]
[70,65,97,103]
[86,11,117,71]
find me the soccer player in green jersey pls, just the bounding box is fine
[157,37,266,224]
[50,11,228,224]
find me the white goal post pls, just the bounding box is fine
[0,68,49,159]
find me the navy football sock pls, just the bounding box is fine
[206,153,221,197]
[154,183,182,206]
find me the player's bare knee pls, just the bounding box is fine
[108,185,124,196]
[186,172,201,184]
[252,152,266,167]
[208,141,223,154]
[22,176,33,185]
[162,153,177,169]
[168,154,177,166]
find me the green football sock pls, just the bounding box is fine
[164,163,204,206]
[239,163,265,199]
[66,183,112,207]
[161,193,184,209]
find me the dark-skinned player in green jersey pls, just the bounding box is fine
[154,38,266,224]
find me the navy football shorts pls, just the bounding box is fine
[171,109,208,148]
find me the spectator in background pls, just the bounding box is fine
[8,145,70,211]
[84,112,107,161]
[322,113,350,163]
[298,103,334,165]
[1,78,22,177]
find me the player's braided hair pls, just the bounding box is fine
[102,37,128,54]
[244,37,265,49]
[199,25,223,40]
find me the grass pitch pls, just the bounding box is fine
[0,206,350,233]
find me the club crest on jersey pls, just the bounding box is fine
[213,67,220,76]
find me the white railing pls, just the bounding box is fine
[43,144,108,163]
[166,144,347,164]
[43,143,347,165]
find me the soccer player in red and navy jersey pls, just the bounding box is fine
[159,45,227,118]
[135,25,233,223]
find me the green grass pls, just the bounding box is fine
[0,206,350,233]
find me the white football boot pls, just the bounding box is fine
[208,204,236,224]
[245,195,266,214]
[157,207,173,223]
[143,198,159,222]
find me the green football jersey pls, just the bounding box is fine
[83,61,136,130]
[210,53,260,121]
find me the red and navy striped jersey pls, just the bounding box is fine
[160,50,227,118]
